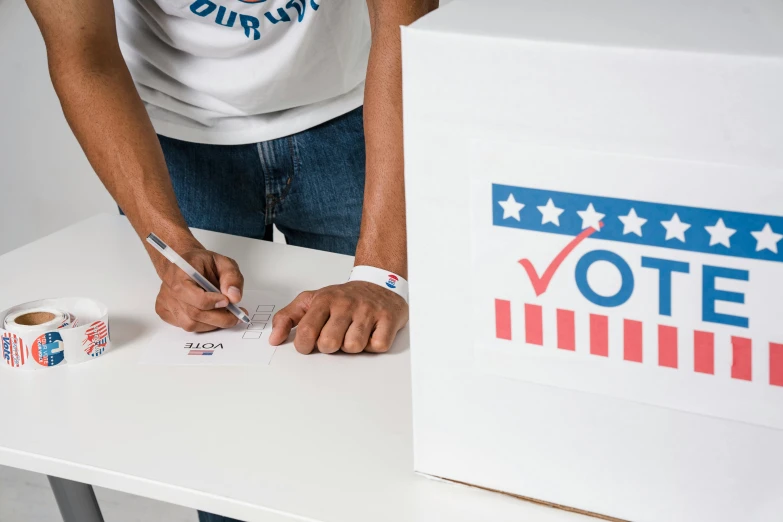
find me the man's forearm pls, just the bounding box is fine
[50,51,199,272]
[356,1,438,278]
[356,25,407,276]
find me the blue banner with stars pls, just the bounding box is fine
[492,184,783,264]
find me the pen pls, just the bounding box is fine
[145,233,251,324]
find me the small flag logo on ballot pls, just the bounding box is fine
[475,182,783,429]
[185,343,222,356]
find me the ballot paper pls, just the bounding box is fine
[140,293,283,366]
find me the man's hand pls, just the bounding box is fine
[155,248,246,333]
[269,282,408,354]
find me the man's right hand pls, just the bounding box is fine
[154,248,246,333]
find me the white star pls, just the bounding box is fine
[705,218,736,248]
[576,203,605,231]
[537,198,564,226]
[618,208,647,237]
[751,223,783,253]
[498,194,524,221]
[661,213,691,242]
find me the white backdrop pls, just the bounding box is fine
[0,0,116,256]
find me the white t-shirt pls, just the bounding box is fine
[114,0,371,145]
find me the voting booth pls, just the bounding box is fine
[402,1,783,521]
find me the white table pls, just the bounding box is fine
[0,215,589,522]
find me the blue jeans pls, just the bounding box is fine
[160,108,365,522]
[160,106,365,256]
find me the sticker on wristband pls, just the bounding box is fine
[349,266,409,303]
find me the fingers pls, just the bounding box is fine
[280,283,407,355]
[343,310,374,354]
[169,276,229,310]
[367,318,396,353]
[156,289,222,333]
[293,296,330,355]
[160,252,243,309]
[317,313,353,354]
[161,256,228,309]
[214,254,244,303]
[154,248,247,333]
[155,283,239,332]
[181,302,240,329]
[316,296,354,354]
[269,292,312,346]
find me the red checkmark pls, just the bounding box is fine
[519,223,602,296]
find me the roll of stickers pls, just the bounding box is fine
[0,298,110,370]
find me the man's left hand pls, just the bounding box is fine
[269,281,408,354]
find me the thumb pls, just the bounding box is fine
[214,254,244,304]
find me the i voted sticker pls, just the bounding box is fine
[83,321,109,358]
[31,332,65,367]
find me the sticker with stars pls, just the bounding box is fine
[492,184,783,263]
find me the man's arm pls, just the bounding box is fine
[26,0,245,332]
[355,0,439,278]
[356,0,438,278]
[270,0,438,353]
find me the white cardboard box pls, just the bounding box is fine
[402,1,783,521]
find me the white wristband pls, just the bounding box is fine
[349,266,409,303]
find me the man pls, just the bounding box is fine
[26,0,436,358]
[26,0,434,519]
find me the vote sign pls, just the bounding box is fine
[472,158,783,430]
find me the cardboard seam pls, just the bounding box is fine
[419,472,628,522]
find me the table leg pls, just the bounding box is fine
[47,476,105,522]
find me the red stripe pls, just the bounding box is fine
[694,331,715,375]
[494,299,511,340]
[556,309,575,351]
[589,314,608,357]
[525,304,543,346]
[623,320,642,362]
[770,343,783,387]
[658,325,678,368]
[731,337,752,381]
